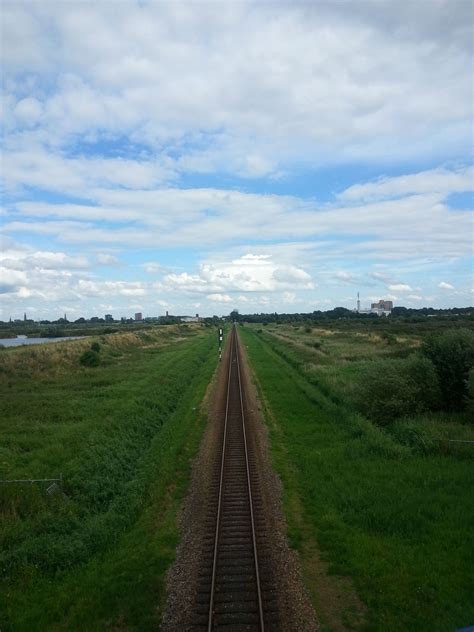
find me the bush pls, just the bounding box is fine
[381,331,397,345]
[79,350,100,367]
[423,329,474,411]
[90,342,101,353]
[353,355,440,425]
[467,367,474,417]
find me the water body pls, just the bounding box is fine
[0,336,86,348]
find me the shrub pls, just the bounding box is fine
[90,342,101,353]
[423,329,474,411]
[353,355,440,425]
[467,367,474,418]
[79,350,100,367]
[381,331,397,345]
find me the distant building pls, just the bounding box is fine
[180,314,201,323]
[105,314,114,322]
[134,312,143,321]
[354,294,393,316]
[371,300,393,311]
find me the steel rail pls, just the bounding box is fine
[235,329,265,631]
[207,326,265,631]
[207,327,235,632]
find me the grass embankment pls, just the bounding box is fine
[1,325,217,630]
[240,324,474,632]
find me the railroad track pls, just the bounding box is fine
[193,326,278,631]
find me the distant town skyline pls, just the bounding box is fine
[1,2,472,320]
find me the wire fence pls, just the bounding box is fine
[0,474,63,484]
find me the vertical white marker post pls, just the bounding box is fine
[218,328,223,361]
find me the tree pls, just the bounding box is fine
[80,350,100,367]
[353,355,441,424]
[423,329,474,411]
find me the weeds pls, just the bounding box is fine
[242,324,474,631]
[0,326,217,630]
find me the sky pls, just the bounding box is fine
[1,0,473,320]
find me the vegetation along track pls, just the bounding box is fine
[193,326,277,631]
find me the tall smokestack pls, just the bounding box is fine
[357,292,360,313]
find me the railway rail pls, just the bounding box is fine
[193,326,277,631]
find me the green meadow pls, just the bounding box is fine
[240,323,474,632]
[0,326,217,631]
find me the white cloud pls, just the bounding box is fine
[165,255,313,294]
[5,164,471,263]
[206,293,232,303]
[282,291,297,304]
[438,281,455,290]
[388,283,413,292]
[2,2,472,171]
[0,267,28,293]
[1,4,471,317]
[142,261,164,274]
[4,149,174,195]
[76,279,146,297]
[96,254,119,265]
[339,166,474,202]
[14,97,43,126]
[0,250,88,271]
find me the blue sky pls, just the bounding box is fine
[1,1,472,320]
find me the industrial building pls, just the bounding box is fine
[355,293,393,316]
[180,313,201,323]
[371,300,393,311]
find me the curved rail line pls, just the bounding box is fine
[206,326,265,631]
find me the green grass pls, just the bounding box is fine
[1,326,218,630]
[240,325,474,631]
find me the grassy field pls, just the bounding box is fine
[0,325,218,631]
[240,323,474,632]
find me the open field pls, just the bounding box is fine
[240,322,474,631]
[0,325,217,630]
[2,318,473,630]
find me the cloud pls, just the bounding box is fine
[2,2,471,172]
[1,4,471,317]
[6,168,472,261]
[388,283,413,292]
[76,280,146,297]
[339,166,474,202]
[282,291,297,304]
[4,148,174,195]
[206,293,232,303]
[0,250,88,271]
[0,267,28,294]
[14,97,43,126]
[438,281,454,290]
[165,255,313,295]
[272,266,313,285]
[96,254,120,265]
[142,261,164,274]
